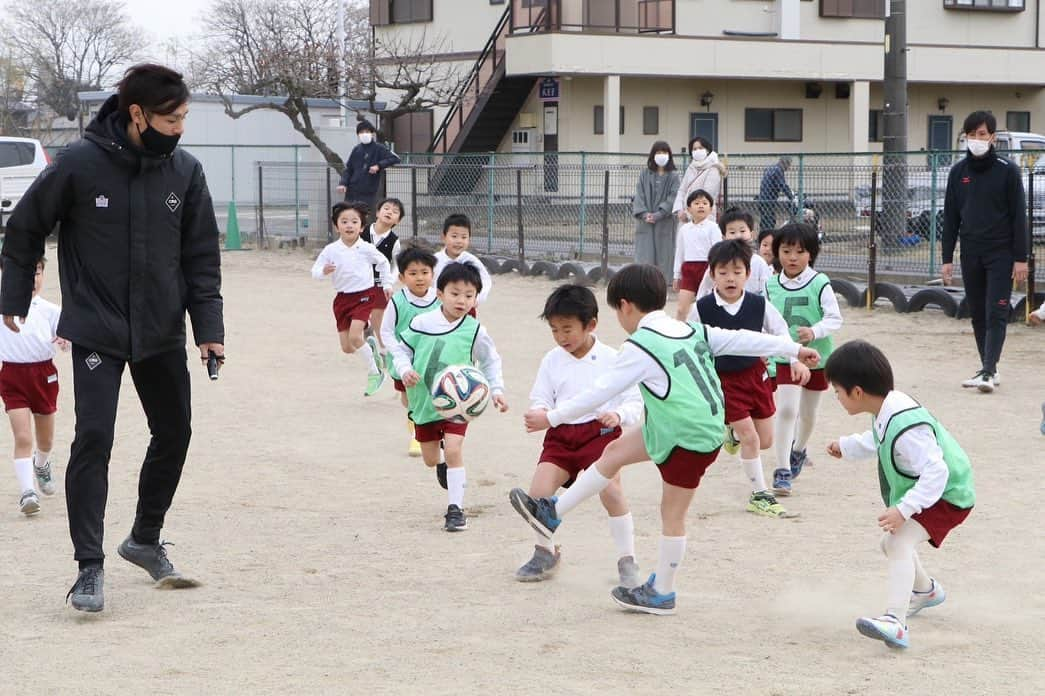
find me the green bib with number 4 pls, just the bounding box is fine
[626,324,725,464]
[401,315,479,426]
[766,272,834,369]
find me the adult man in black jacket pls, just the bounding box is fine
[0,64,224,612]
[336,119,400,212]
[941,111,1029,394]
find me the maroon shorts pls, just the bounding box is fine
[539,421,622,478]
[393,378,406,393]
[657,446,720,489]
[371,287,389,310]
[678,261,708,293]
[720,361,776,424]
[414,419,469,443]
[775,364,829,392]
[913,500,972,548]
[332,287,382,332]
[0,360,59,415]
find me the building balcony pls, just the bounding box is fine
[509,0,674,35]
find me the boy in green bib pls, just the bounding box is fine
[826,340,974,650]
[380,242,441,458]
[391,262,508,532]
[510,264,821,615]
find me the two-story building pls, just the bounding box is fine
[371,0,1045,156]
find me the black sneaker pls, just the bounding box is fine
[67,566,104,613]
[444,504,468,532]
[117,536,195,588]
[436,462,448,490]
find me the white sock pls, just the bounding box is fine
[33,450,50,470]
[554,465,611,517]
[653,536,687,595]
[608,513,636,559]
[358,341,378,374]
[741,456,767,493]
[447,467,466,508]
[535,530,555,552]
[773,385,801,472]
[793,390,823,451]
[13,457,33,492]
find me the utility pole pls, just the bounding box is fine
[882,0,908,247]
[337,0,348,128]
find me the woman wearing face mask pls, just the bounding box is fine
[337,120,402,213]
[633,141,681,280]
[673,136,726,223]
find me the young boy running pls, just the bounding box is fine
[434,214,492,312]
[361,197,405,359]
[511,264,820,615]
[691,240,806,519]
[825,340,974,649]
[695,208,772,299]
[519,284,644,585]
[392,262,508,531]
[311,202,392,396]
[0,257,65,515]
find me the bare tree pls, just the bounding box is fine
[0,55,31,136]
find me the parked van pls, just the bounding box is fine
[0,137,49,230]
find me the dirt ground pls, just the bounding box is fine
[1,249,1042,695]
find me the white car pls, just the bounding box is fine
[0,137,49,230]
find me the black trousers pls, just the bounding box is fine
[67,345,192,564]
[960,249,1013,375]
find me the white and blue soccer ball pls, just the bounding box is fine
[431,364,491,423]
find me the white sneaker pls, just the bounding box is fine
[908,578,946,617]
[19,489,40,516]
[855,613,909,649]
[976,373,995,393]
[33,456,56,496]
[961,371,985,388]
[992,369,1000,387]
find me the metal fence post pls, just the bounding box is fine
[230,144,237,204]
[1028,170,1036,320]
[867,167,878,310]
[721,157,729,209]
[516,168,525,268]
[929,154,938,277]
[257,163,265,248]
[326,166,333,243]
[601,169,610,280]
[293,150,301,237]
[796,152,805,218]
[411,166,419,238]
[578,152,587,256]
[487,152,496,254]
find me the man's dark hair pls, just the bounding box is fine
[686,188,714,207]
[356,119,376,134]
[963,110,996,135]
[437,261,483,293]
[377,197,406,221]
[331,201,369,226]
[824,340,895,397]
[719,207,755,234]
[607,264,666,312]
[772,223,820,265]
[117,64,190,119]
[707,239,752,273]
[540,284,599,325]
[647,140,676,172]
[443,213,471,235]
[396,243,437,273]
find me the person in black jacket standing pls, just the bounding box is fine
[941,110,1029,394]
[336,120,401,212]
[0,64,224,612]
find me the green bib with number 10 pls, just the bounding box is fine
[626,324,725,464]
[766,272,834,369]
[401,314,479,426]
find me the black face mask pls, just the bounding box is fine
[136,118,181,156]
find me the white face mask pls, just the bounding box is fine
[653,153,670,167]
[967,138,990,157]
[359,133,374,145]
[691,148,708,163]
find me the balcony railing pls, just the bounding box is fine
[510,0,675,35]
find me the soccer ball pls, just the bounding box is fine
[430,364,491,423]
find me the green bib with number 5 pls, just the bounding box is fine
[627,324,725,464]
[765,272,834,369]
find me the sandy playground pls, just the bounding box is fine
[0,249,1043,695]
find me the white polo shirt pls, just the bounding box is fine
[0,295,61,363]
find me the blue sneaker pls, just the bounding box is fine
[907,578,946,617]
[508,488,560,539]
[856,613,909,649]
[772,468,792,496]
[611,573,676,615]
[790,447,808,478]
[1040,402,1045,436]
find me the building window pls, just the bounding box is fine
[593,106,626,135]
[745,108,803,142]
[869,109,884,143]
[643,106,659,135]
[821,0,886,18]
[943,0,1024,10]
[1007,111,1031,132]
[370,0,433,25]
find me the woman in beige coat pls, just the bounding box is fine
[672,136,726,222]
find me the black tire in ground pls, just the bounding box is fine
[499,259,530,275]
[830,278,863,308]
[906,288,959,317]
[556,262,585,280]
[528,261,557,278]
[477,256,502,274]
[861,283,909,312]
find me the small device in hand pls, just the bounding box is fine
[207,350,221,381]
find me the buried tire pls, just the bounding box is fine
[906,288,959,317]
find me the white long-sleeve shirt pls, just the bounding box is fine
[434,250,492,305]
[379,287,438,350]
[0,295,60,363]
[546,311,802,427]
[310,238,392,293]
[368,223,402,278]
[696,253,773,299]
[689,290,798,365]
[673,219,722,278]
[1034,299,1045,321]
[529,338,644,426]
[838,391,951,520]
[390,309,505,394]
[777,267,843,340]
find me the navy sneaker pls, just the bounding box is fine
[773,468,792,496]
[790,447,809,478]
[67,566,104,613]
[610,573,676,615]
[508,488,560,539]
[118,536,197,588]
[444,504,467,532]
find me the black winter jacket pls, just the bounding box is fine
[942,148,1028,264]
[0,95,223,361]
[338,142,400,197]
